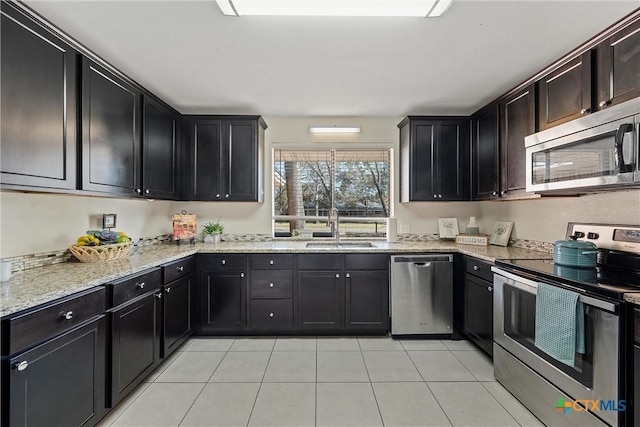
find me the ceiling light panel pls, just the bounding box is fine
[216,0,443,17]
[310,125,361,134]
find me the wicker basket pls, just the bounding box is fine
[69,241,132,263]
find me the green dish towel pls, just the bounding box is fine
[534,283,585,367]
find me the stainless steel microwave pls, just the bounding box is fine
[525,98,640,193]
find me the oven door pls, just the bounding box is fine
[493,268,621,426]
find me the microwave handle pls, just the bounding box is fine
[614,123,634,173]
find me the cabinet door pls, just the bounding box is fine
[110,292,162,406]
[223,120,258,201]
[463,275,493,356]
[1,4,77,190]
[501,85,534,196]
[596,19,640,109]
[82,58,141,195]
[345,270,389,331]
[5,316,106,427]
[472,105,500,200]
[409,121,436,200]
[297,271,343,330]
[436,120,470,201]
[538,53,592,130]
[143,96,177,199]
[163,275,192,357]
[201,270,246,331]
[188,120,223,200]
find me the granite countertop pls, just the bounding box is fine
[0,240,550,317]
[624,293,640,306]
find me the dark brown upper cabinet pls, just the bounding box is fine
[183,116,266,202]
[537,52,593,131]
[142,96,178,199]
[399,117,470,202]
[0,3,77,190]
[595,17,640,110]
[500,85,535,197]
[81,58,142,196]
[471,105,500,200]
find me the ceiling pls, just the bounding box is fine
[24,1,639,117]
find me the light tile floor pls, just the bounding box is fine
[98,336,544,427]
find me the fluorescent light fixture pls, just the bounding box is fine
[215,0,452,17]
[309,125,361,134]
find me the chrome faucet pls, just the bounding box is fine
[327,207,340,244]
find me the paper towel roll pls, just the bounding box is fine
[387,217,398,242]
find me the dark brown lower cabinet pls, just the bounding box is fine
[5,316,106,427]
[463,274,493,356]
[109,291,162,406]
[297,270,343,330]
[162,274,192,357]
[346,270,389,330]
[200,270,247,332]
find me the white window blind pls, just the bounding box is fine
[273,148,391,237]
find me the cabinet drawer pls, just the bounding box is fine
[250,271,293,299]
[5,287,106,355]
[110,269,161,307]
[464,257,493,282]
[250,299,293,329]
[345,254,389,270]
[200,254,246,270]
[250,254,293,270]
[298,254,343,270]
[163,257,193,284]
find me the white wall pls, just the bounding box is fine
[2,116,639,258]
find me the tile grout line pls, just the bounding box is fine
[449,347,488,382]
[478,381,526,427]
[246,337,276,427]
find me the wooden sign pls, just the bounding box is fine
[455,234,489,246]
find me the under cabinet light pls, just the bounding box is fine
[215,0,452,18]
[310,125,361,134]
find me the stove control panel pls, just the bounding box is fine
[567,223,640,254]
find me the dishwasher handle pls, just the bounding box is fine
[413,262,432,268]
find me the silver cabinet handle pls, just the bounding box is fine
[500,190,507,196]
[177,266,184,272]
[221,259,226,265]
[240,273,245,278]
[438,194,442,198]
[60,311,73,320]
[136,282,145,289]
[335,273,340,278]
[14,361,28,371]
[145,189,150,194]
[269,312,274,318]
[135,188,141,194]
[473,265,480,271]
[580,108,590,114]
[433,194,437,198]
[346,273,350,278]
[166,287,171,293]
[488,286,493,292]
[492,191,497,196]
[216,194,221,198]
[599,100,611,108]
[225,194,229,198]
[269,259,274,265]
[269,282,274,288]
[156,292,163,299]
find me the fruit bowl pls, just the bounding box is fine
[69,241,132,263]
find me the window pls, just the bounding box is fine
[273,148,392,238]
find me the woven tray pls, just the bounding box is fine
[69,241,132,263]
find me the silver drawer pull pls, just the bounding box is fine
[177,266,184,272]
[473,265,480,271]
[136,282,145,289]
[269,312,274,318]
[14,361,28,371]
[156,292,163,299]
[166,287,171,293]
[269,259,274,265]
[240,273,245,278]
[60,311,73,320]
[269,282,274,288]
[487,286,493,292]
[336,273,340,278]
[221,259,226,265]
[346,273,350,278]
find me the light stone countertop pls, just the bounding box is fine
[624,293,640,306]
[1,240,551,317]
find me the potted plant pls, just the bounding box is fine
[202,220,224,243]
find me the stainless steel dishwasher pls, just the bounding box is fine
[390,254,453,335]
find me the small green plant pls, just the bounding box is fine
[202,220,224,236]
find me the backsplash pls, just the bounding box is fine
[398,233,553,254]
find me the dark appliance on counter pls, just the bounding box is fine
[525,98,640,194]
[493,222,640,427]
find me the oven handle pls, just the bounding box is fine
[493,268,617,313]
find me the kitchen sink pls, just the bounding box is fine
[305,242,376,248]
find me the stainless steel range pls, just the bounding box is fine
[493,223,640,427]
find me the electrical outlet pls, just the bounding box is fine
[399,224,410,233]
